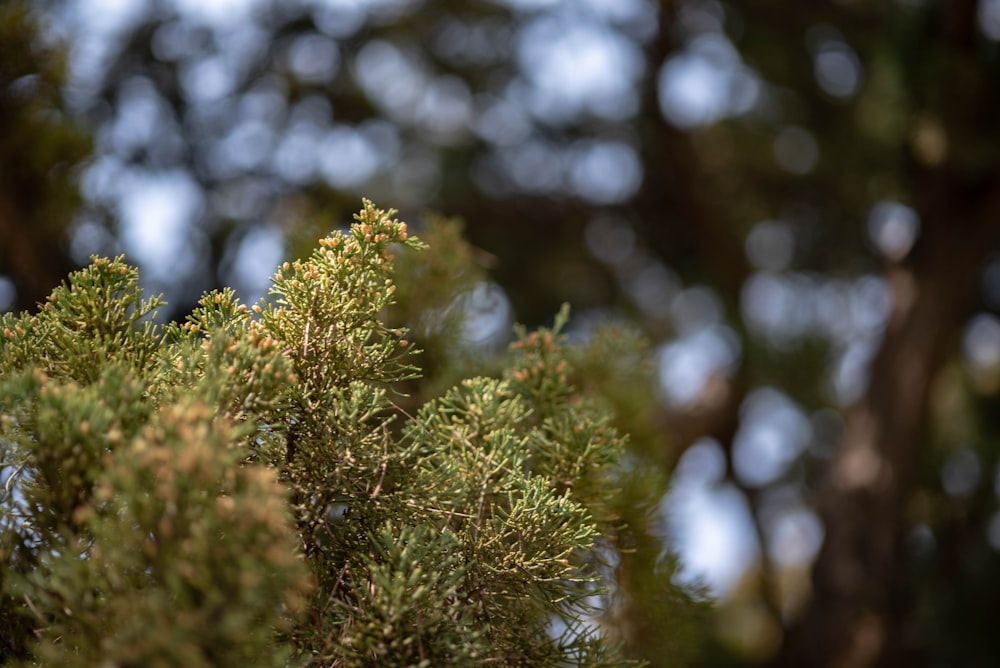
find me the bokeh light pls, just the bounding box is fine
[867,201,920,262]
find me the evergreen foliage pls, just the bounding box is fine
[0,201,700,665]
[0,1,91,312]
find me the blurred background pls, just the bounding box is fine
[5,0,1000,665]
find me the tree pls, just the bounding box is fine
[0,1,91,313]
[0,202,705,665]
[10,1,1000,666]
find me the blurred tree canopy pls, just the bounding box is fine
[6,0,1000,666]
[0,2,90,312]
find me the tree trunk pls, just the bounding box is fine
[779,173,1000,667]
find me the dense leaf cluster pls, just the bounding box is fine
[0,202,658,666]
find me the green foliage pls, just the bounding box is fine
[19,401,309,668]
[505,319,710,666]
[385,214,493,399]
[0,201,704,666]
[0,259,309,666]
[0,1,92,312]
[10,0,1000,663]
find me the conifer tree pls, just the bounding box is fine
[1,201,702,666]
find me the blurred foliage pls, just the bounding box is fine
[0,203,706,665]
[7,0,1000,666]
[0,1,91,312]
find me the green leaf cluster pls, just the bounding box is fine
[1,257,308,666]
[0,201,670,666]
